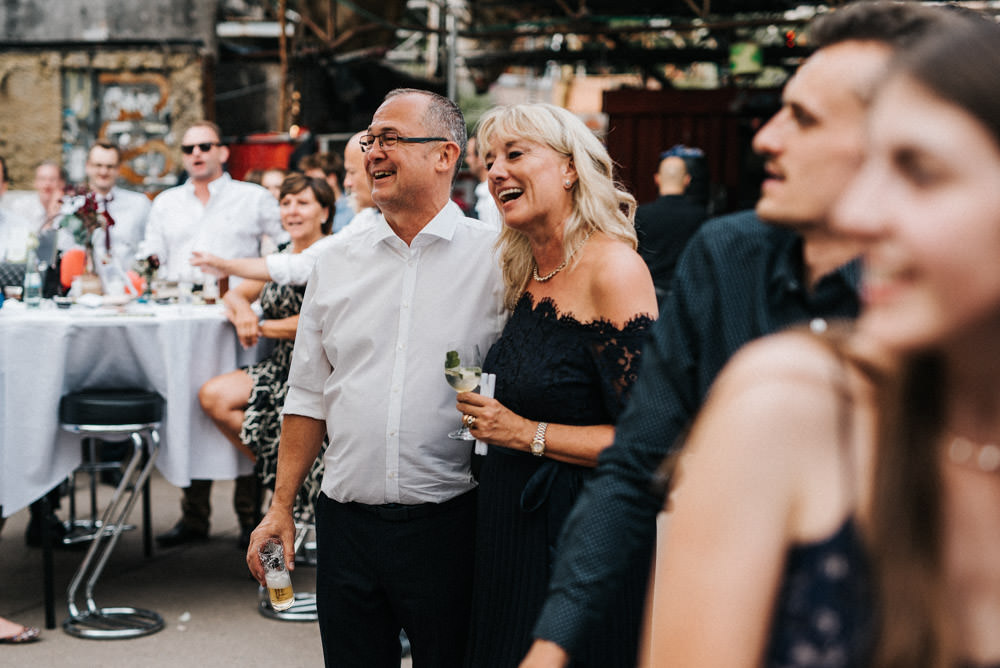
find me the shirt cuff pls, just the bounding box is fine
[281,386,326,421]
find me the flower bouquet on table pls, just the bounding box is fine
[132,254,160,299]
[58,187,116,295]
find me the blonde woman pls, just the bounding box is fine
[457,103,657,667]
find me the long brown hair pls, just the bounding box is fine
[868,15,1000,668]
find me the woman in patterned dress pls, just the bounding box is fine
[199,174,334,513]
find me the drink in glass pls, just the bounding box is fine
[259,538,294,611]
[445,344,482,440]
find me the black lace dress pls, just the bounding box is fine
[239,277,326,514]
[465,292,653,668]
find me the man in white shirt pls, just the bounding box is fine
[246,89,506,667]
[84,142,151,284]
[466,133,501,229]
[0,155,36,263]
[139,121,286,282]
[6,161,66,233]
[150,121,287,549]
[188,131,378,287]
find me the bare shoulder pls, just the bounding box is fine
[689,329,870,471]
[711,331,852,409]
[584,234,657,324]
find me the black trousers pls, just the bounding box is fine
[315,490,476,668]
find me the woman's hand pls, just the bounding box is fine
[232,309,261,348]
[456,392,532,452]
[189,250,228,277]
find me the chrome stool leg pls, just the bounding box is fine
[63,438,136,545]
[63,428,165,639]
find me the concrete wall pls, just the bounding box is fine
[0,0,217,51]
[0,48,207,190]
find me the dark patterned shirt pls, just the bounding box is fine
[533,210,863,663]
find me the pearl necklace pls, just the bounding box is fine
[532,231,594,283]
[948,435,1000,473]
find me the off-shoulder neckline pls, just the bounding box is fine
[519,291,654,334]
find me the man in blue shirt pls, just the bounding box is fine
[520,4,956,666]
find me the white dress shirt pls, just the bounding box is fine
[474,180,502,229]
[0,206,36,262]
[265,207,378,286]
[140,173,287,281]
[283,201,506,505]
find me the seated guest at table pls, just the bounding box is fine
[300,151,353,234]
[260,168,286,201]
[0,614,39,644]
[189,174,333,549]
[150,121,288,549]
[84,142,151,282]
[0,155,35,263]
[137,120,287,283]
[455,102,657,667]
[189,131,377,285]
[5,161,66,233]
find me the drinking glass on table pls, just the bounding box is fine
[445,343,482,440]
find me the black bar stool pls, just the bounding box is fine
[57,388,166,639]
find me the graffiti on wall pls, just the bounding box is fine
[62,70,178,192]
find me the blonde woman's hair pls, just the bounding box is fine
[475,103,637,310]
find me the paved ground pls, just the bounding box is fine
[0,471,413,667]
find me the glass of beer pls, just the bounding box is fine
[259,538,294,611]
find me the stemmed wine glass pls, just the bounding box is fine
[444,343,482,440]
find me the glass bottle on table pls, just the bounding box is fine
[23,252,43,308]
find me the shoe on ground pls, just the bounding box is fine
[0,624,40,644]
[25,513,69,548]
[238,525,254,550]
[155,520,208,548]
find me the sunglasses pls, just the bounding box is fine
[180,142,222,154]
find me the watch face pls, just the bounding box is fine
[531,439,544,455]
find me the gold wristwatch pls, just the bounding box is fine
[531,421,548,457]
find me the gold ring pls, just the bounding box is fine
[464,414,477,429]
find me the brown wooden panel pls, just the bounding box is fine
[604,87,779,214]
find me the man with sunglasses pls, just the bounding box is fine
[144,120,287,550]
[139,121,286,284]
[247,88,505,667]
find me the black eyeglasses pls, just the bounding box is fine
[358,132,448,153]
[180,142,222,154]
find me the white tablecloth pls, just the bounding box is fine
[0,300,259,517]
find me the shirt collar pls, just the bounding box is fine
[369,200,462,247]
[769,227,862,299]
[182,171,231,196]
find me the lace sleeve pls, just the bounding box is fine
[589,315,654,421]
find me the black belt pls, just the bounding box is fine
[345,489,474,522]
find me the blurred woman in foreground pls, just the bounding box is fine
[648,14,1000,668]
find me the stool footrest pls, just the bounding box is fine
[63,607,164,639]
